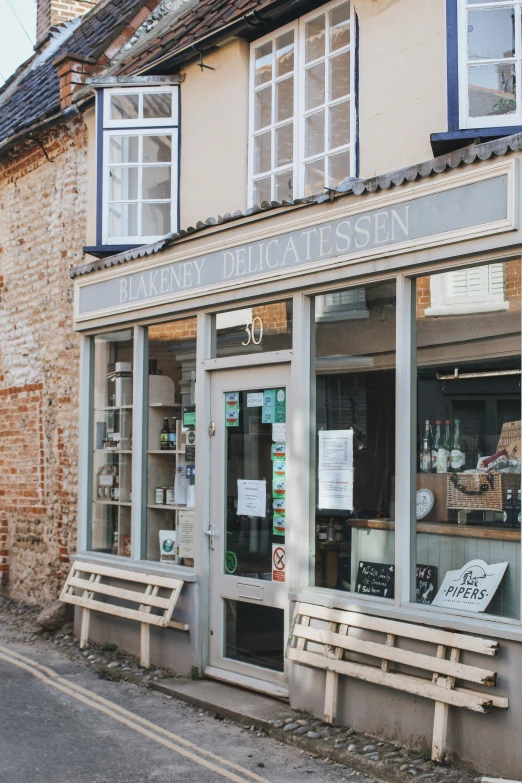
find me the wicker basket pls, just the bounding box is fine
[446,472,520,512]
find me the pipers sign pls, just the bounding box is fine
[77,174,510,318]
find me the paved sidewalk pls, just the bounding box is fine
[0,598,486,783]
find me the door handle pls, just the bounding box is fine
[205,524,216,550]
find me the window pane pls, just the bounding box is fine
[143,92,173,119]
[254,131,271,174]
[145,319,197,563]
[276,76,293,123]
[329,100,350,149]
[110,94,139,120]
[255,86,272,130]
[142,166,172,200]
[304,158,325,195]
[214,300,293,358]
[330,3,350,51]
[109,135,139,164]
[275,122,293,167]
[468,63,516,116]
[91,329,133,556]
[414,261,520,620]
[313,281,396,595]
[143,135,172,163]
[276,30,294,76]
[305,110,325,157]
[253,176,271,204]
[109,203,138,237]
[328,149,350,187]
[306,13,325,63]
[468,8,515,61]
[306,61,326,110]
[275,169,293,202]
[109,167,138,201]
[330,51,351,101]
[142,203,171,236]
[255,41,272,86]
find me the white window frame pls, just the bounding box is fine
[425,263,508,316]
[101,86,179,246]
[458,0,522,129]
[248,0,356,206]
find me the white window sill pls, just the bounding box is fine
[425,301,509,317]
[72,552,198,582]
[289,587,522,643]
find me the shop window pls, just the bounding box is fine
[248,0,355,205]
[425,263,508,316]
[414,260,520,620]
[212,300,293,358]
[99,87,179,247]
[145,319,197,563]
[312,280,396,597]
[457,0,522,129]
[91,329,134,556]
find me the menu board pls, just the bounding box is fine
[416,564,438,604]
[355,561,395,599]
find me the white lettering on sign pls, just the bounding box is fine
[77,176,509,317]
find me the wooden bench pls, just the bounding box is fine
[60,562,188,668]
[287,602,508,762]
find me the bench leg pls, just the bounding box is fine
[140,623,150,669]
[432,701,448,763]
[324,671,339,724]
[80,608,90,649]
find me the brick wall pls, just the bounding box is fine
[37,0,98,44]
[0,117,87,604]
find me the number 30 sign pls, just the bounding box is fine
[242,316,263,346]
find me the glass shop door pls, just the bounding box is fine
[207,365,290,694]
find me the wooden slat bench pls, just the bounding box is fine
[287,602,508,762]
[60,562,189,668]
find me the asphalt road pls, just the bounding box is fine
[0,640,354,783]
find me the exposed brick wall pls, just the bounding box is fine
[0,116,87,604]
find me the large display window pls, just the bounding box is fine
[312,281,396,597]
[413,260,521,619]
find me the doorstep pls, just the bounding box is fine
[149,677,294,729]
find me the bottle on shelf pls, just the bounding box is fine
[437,420,451,474]
[504,489,514,527]
[516,489,521,528]
[112,529,119,556]
[431,420,441,473]
[169,417,177,450]
[420,420,431,473]
[111,474,120,502]
[450,419,465,473]
[160,418,170,450]
[475,433,486,468]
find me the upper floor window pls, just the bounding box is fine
[458,0,522,128]
[248,0,355,205]
[426,262,508,316]
[100,86,179,246]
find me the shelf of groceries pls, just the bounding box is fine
[417,418,521,532]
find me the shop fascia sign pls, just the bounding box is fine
[76,166,515,319]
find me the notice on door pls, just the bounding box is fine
[237,479,266,518]
[178,509,195,559]
[318,429,353,510]
[272,544,286,582]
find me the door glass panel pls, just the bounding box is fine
[213,301,293,358]
[225,600,284,671]
[224,387,286,580]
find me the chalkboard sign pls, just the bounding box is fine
[355,562,395,598]
[416,564,438,605]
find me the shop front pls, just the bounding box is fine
[71,148,522,772]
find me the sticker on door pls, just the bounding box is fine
[272,544,286,582]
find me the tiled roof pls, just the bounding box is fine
[114,0,284,75]
[69,131,522,279]
[0,0,147,146]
